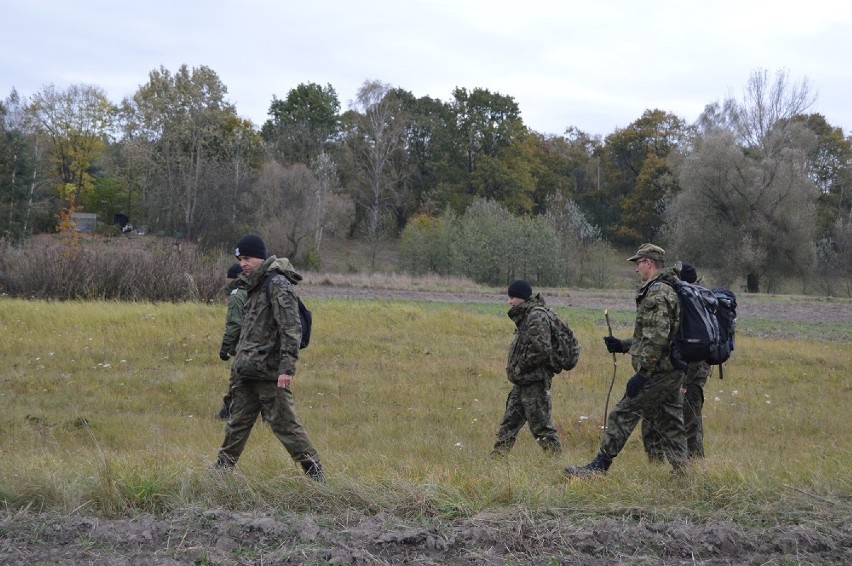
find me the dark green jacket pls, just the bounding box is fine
[220,279,247,356]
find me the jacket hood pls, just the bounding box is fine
[508,293,546,325]
[267,256,303,284]
[659,265,680,284]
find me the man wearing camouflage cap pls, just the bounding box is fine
[642,261,713,461]
[564,243,687,476]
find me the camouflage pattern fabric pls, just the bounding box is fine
[642,360,711,460]
[219,280,247,411]
[601,369,686,467]
[684,361,711,458]
[493,295,562,455]
[622,268,682,377]
[492,377,561,454]
[216,255,320,468]
[506,294,555,386]
[232,256,303,380]
[217,378,319,467]
[598,267,687,470]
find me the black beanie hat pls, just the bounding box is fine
[507,279,533,300]
[235,234,267,259]
[227,263,242,279]
[680,262,697,284]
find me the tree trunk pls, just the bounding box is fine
[746,272,760,293]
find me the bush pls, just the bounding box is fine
[399,198,600,287]
[0,234,227,302]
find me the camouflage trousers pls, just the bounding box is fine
[493,377,562,455]
[217,378,320,468]
[643,368,709,460]
[601,369,686,469]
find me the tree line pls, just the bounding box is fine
[1,66,850,294]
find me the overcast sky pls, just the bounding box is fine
[3,0,851,138]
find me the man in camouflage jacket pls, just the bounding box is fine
[214,234,325,481]
[643,262,712,460]
[565,244,687,476]
[216,263,247,420]
[491,279,567,456]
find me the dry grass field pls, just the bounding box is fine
[1,283,850,564]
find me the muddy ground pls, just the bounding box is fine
[2,287,850,565]
[1,505,850,565]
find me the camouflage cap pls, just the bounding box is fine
[627,243,666,262]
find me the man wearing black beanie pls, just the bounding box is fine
[214,234,325,481]
[491,279,573,457]
[235,234,267,261]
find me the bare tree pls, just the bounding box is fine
[544,193,613,287]
[310,151,341,253]
[667,69,822,293]
[344,80,409,270]
[122,65,238,240]
[699,68,816,153]
[253,161,316,259]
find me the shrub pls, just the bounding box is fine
[0,234,227,302]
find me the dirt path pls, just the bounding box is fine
[303,284,852,325]
[1,506,849,565]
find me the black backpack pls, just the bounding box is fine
[710,287,737,370]
[663,280,737,376]
[263,275,312,349]
[534,307,581,373]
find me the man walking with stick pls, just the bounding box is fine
[564,244,687,477]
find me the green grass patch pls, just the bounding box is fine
[0,296,849,528]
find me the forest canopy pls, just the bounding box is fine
[2,67,850,294]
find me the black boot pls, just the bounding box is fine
[301,460,326,483]
[211,454,236,474]
[564,452,612,477]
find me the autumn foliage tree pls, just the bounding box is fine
[26,84,116,218]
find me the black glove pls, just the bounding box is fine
[670,349,688,371]
[625,373,647,398]
[604,336,624,354]
[219,350,230,361]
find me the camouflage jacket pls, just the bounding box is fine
[232,256,303,380]
[622,267,681,378]
[506,294,554,386]
[220,278,247,356]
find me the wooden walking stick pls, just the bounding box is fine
[602,309,617,440]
